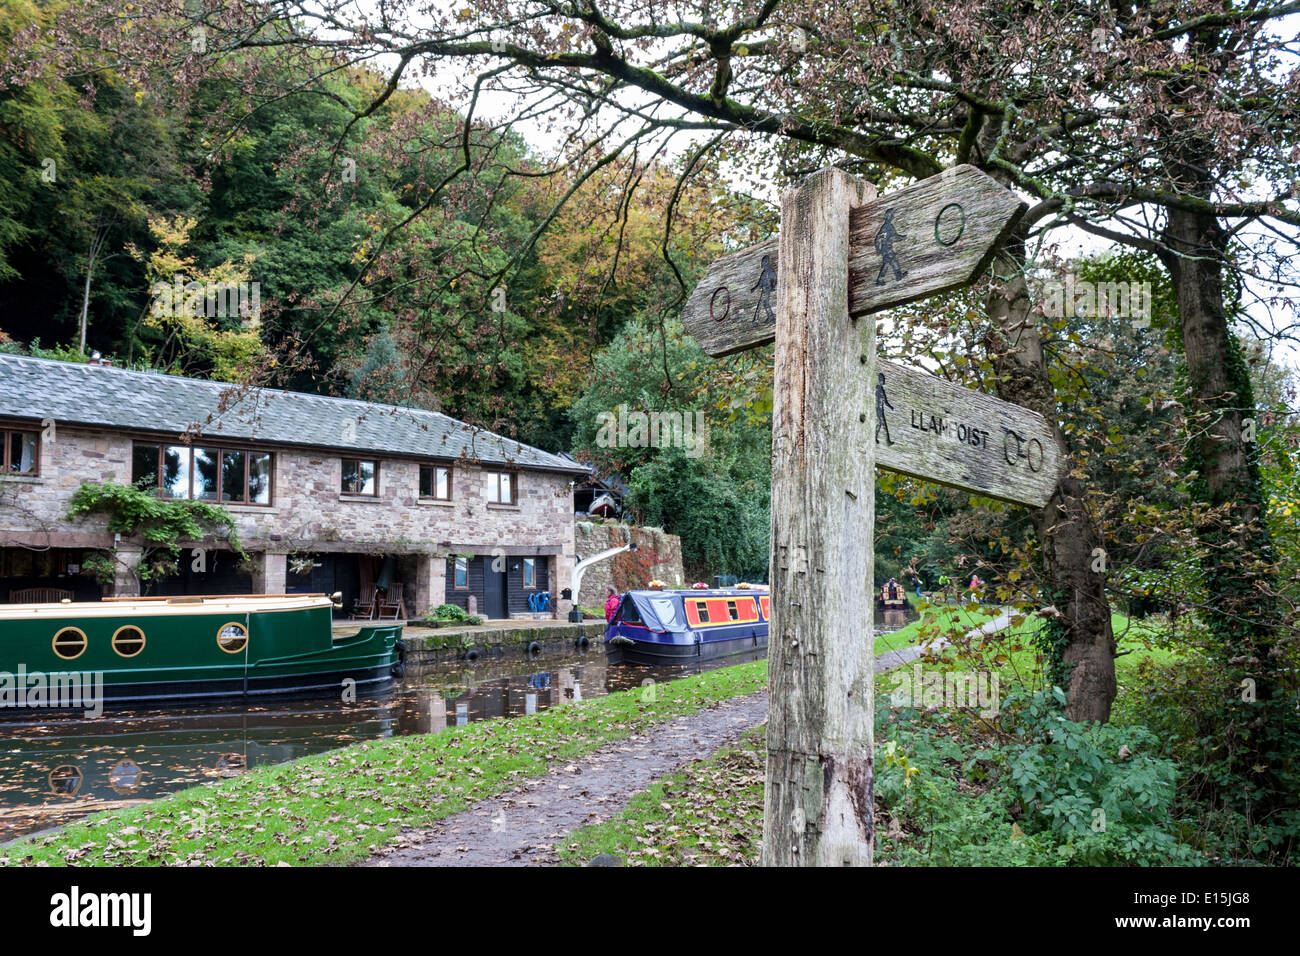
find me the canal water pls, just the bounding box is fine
[0,607,918,841]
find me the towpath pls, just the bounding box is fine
[363,608,1015,867]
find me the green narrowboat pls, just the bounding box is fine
[0,594,404,711]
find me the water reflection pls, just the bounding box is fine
[878,608,912,633]
[0,611,914,842]
[0,649,742,840]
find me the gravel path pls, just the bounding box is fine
[873,608,1013,672]
[364,609,1016,867]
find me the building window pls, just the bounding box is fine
[2,429,38,476]
[523,557,536,589]
[485,470,515,504]
[419,464,451,500]
[342,458,379,495]
[454,555,468,589]
[131,443,272,504]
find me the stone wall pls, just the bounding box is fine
[573,520,684,607]
[0,425,576,613]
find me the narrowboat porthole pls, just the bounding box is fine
[217,622,249,653]
[47,765,82,797]
[111,625,146,658]
[51,626,87,660]
[109,759,144,793]
[215,753,246,773]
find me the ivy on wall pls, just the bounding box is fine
[65,481,247,592]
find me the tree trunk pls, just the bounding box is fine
[79,227,106,354]
[985,230,1117,723]
[1160,195,1290,812]
[763,167,877,866]
[1160,205,1279,648]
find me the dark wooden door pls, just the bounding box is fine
[484,562,507,619]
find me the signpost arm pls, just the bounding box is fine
[763,167,878,866]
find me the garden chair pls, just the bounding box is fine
[377,582,405,620]
[350,585,378,620]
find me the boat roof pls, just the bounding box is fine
[624,588,769,598]
[0,594,333,620]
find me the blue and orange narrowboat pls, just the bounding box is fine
[603,588,769,665]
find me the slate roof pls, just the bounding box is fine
[0,354,588,475]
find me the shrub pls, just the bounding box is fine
[1118,621,1300,863]
[425,603,469,622]
[874,691,1203,866]
[420,605,484,627]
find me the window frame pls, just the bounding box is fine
[484,469,518,505]
[131,440,274,506]
[419,463,453,501]
[341,458,380,496]
[522,557,536,589]
[1,427,40,477]
[217,621,249,654]
[111,624,147,658]
[453,555,469,590]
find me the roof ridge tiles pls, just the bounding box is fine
[0,353,587,474]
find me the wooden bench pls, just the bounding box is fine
[9,587,74,604]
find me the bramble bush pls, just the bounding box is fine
[1116,624,1300,864]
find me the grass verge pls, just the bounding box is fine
[872,602,1010,656]
[2,658,766,868]
[560,610,1196,867]
[558,726,766,867]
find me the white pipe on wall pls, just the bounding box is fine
[572,541,637,599]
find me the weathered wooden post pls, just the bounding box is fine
[680,163,1037,866]
[763,168,878,865]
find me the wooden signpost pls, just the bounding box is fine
[872,359,1059,509]
[682,165,1026,357]
[680,164,1051,866]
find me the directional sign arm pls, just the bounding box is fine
[681,167,1024,358]
[871,359,1061,508]
[847,165,1026,317]
[679,237,779,357]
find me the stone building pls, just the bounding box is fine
[0,354,588,619]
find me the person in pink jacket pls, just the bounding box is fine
[604,586,621,623]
